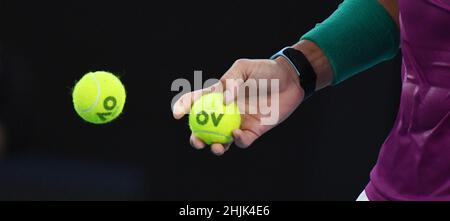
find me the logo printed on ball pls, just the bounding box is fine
[97,96,117,121]
[196,111,224,127]
[103,96,117,110]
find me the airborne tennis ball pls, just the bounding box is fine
[189,93,241,144]
[72,71,126,124]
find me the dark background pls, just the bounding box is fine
[0,0,401,200]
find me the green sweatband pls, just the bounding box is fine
[301,0,400,85]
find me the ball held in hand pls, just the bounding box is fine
[189,93,241,144]
[72,71,126,124]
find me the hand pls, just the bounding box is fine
[172,57,305,156]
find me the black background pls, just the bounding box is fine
[0,0,401,200]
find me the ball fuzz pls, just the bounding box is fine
[189,93,241,144]
[72,71,126,124]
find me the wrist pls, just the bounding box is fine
[274,56,303,90]
[292,40,333,90]
[274,56,305,101]
[271,47,317,99]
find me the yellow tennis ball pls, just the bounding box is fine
[189,93,241,144]
[72,71,126,124]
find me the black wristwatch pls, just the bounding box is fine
[270,47,317,99]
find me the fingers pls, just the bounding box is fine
[172,90,202,119]
[174,58,251,118]
[200,128,258,156]
[191,129,258,156]
[190,134,232,156]
[190,134,206,150]
[180,59,256,156]
[172,93,192,119]
[172,83,222,119]
[211,143,231,156]
[232,129,258,148]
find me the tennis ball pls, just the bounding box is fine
[72,71,126,124]
[189,93,241,144]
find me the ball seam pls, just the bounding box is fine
[78,73,101,113]
[192,130,232,140]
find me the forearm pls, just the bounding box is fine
[286,0,399,90]
[275,0,400,100]
[281,0,400,94]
